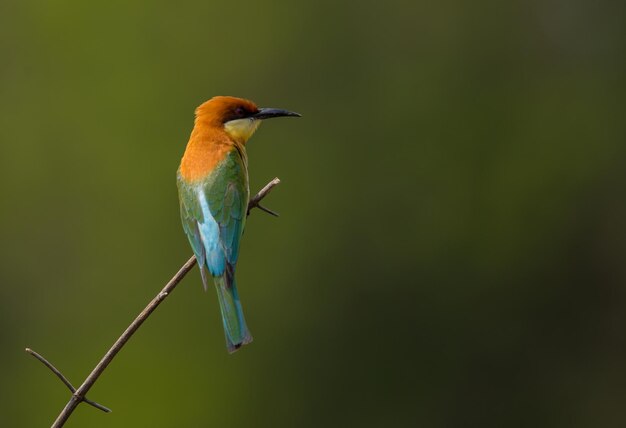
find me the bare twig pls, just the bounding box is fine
[247,177,281,216]
[27,178,281,428]
[49,256,197,427]
[25,348,111,413]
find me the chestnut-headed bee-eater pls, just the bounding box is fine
[177,96,300,353]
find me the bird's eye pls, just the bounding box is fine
[235,106,246,117]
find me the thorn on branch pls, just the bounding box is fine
[256,204,280,217]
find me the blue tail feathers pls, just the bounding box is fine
[214,273,252,353]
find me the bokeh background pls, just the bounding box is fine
[1,1,626,427]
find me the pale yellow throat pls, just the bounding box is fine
[224,118,261,144]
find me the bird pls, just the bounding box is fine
[177,96,300,353]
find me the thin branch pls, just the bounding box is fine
[247,177,281,216]
[49,255,197,427]
[27,178,281,428]
[25,348,111,413]
[25,348,77,396]
[255,203,280,217]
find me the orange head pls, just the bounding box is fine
[180,96,300,181]
[194,96,301,145]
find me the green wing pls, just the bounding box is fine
[177,148,249,287]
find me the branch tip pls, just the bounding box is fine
[257,204,280,217]
[25,347,111,415]
[247,177,281,216]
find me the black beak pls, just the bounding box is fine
[252,108,301,120]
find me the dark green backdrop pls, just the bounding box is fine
[2,1,625,427]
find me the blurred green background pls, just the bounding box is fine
[2,0,626,427]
